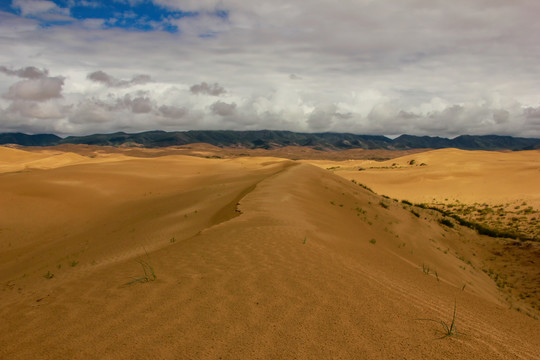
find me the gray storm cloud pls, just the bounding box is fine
[4,77,64,101]
[190,82,226,96]
[159,105,188,118]
[7,100,65,119]
[130,97,153,114]
[0,66,49,79]
[307,104,338,132]
[87,71,152,88]
[210,101,236,116]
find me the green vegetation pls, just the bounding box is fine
[369,238,377,244]
[414,202,529,240]
[44,271,54,279]
[439,218,454,228]
[416,301,458,339]
[125,251,156,285]
[350,180,375,193]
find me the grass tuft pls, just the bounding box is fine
[439,218,454,228]
[416,300,458,339]
[125,250,157,285]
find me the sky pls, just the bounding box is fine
[1,0,540,138]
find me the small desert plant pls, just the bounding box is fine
[125,250,156,285]
[44,271,54,279]
[357,183,374,193]
[70,260,79,267]
[401,199,413,206]
[170,237,176,243]
[379,201,389,209]
[416,300,458,339]
[439,218,454,228]
[369,238,377,244]
[303,236,307,244]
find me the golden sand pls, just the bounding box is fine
[1,146,538,359]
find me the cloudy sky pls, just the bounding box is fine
[1,0,539,137]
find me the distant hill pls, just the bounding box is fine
[1,130,539,151]
[0,132,62,147]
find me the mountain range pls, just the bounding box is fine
[1,130,540,151]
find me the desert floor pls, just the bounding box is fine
[1,145,539,359]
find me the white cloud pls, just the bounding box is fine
[1,1,540,137]
[12,0,60,16]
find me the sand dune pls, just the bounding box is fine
[1,146,539,359]
[0,146,132,173]
[311,148,540,206]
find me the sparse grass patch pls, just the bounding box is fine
[125,251,157,285]
[355,182,374,193]
[439,218,454,228]
[369,238,377,244]
[44,271,54,279]
[70,260,79,267]
[379,201,389,209]
[416,300,458,339]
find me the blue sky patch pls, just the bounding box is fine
[3,0,201,32]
